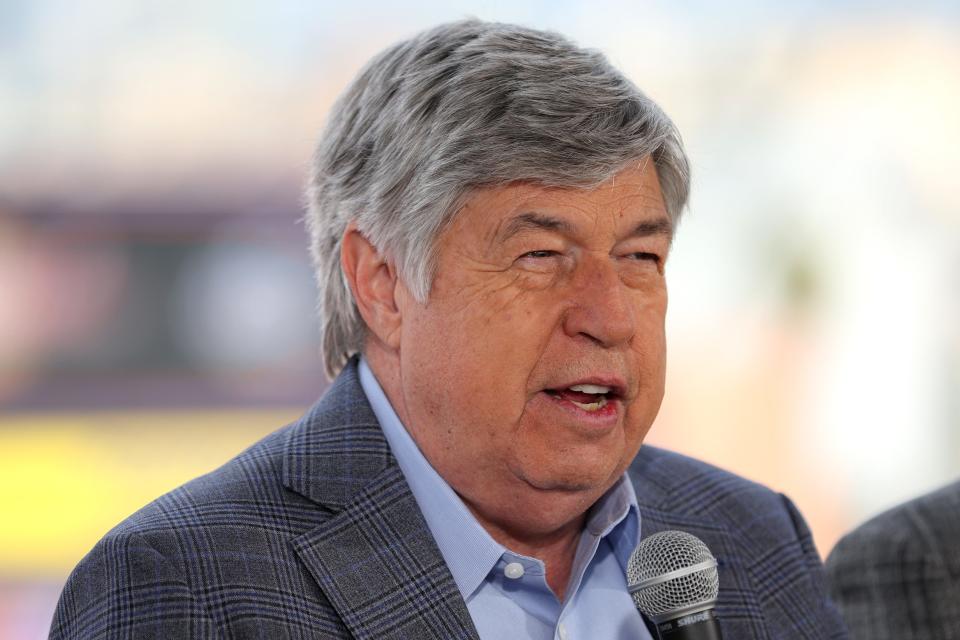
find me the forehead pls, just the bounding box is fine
[451,162,669,242]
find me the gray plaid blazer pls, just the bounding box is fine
[51,360,847,639]
[825,480,960,640]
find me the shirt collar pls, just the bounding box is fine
[589,474,641,574]
[357,356,641,598]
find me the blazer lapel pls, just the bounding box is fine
[292,464,478,640]
[283,361,479,640]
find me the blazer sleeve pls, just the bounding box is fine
[779,493,850,639]
[49,530,219,640]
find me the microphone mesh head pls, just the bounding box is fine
[626,530,719,618]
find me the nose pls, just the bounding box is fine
[562,255,637,348]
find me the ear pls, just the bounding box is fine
[340,223,404,350]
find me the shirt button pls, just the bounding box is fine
[558,622,569,640]
[504,562,525,579]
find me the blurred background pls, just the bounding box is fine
[2,0,958,636]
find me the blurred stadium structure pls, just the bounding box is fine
[2,1,958,637]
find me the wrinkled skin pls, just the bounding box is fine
[351,160,672,595]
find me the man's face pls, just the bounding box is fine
[394,161,671,534]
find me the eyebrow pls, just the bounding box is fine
[497,211,673,243]
[629,217,674,239]
[498,212,574,241]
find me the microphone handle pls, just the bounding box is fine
[656,609,723,640]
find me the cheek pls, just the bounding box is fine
[627,281,667,340]
[403,290,545,404]
[447,282,558,358]
[626,290,668,404]
[636,316,667,391]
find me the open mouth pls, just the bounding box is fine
[544,383,618,413]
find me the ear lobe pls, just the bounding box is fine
[340,224,404,350]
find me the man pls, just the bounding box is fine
[826,480,960,639]
[51,19,846,639]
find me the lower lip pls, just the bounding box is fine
[537,391,621,427]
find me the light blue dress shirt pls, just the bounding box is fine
[358,358,654,640]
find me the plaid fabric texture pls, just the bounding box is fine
[50,359,847,639]
[825,481,960,640]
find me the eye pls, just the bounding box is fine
[521,250,560,259]
[629,252,660,263]
[621,251,665,277]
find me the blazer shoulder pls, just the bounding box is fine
[630,445,785,516]
[101,421,308,546]
[51,421,319,639]
[827,479,960,575]
[629,445,827,566]
[51,519,220,639]
[629,445,815,567]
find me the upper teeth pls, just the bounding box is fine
[569,384,611,394]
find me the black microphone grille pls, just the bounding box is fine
[626,530,719,621]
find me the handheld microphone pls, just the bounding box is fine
[626,530,723,640]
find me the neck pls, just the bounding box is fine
[465,500,585,601]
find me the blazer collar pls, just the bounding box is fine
[281,358,394,511]
[284,359,480,640]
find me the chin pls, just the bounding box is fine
[509,482,607,533]
[518,461,622,495]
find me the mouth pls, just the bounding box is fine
[543,382,624,415]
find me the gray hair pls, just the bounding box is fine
[306,19,690,377]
